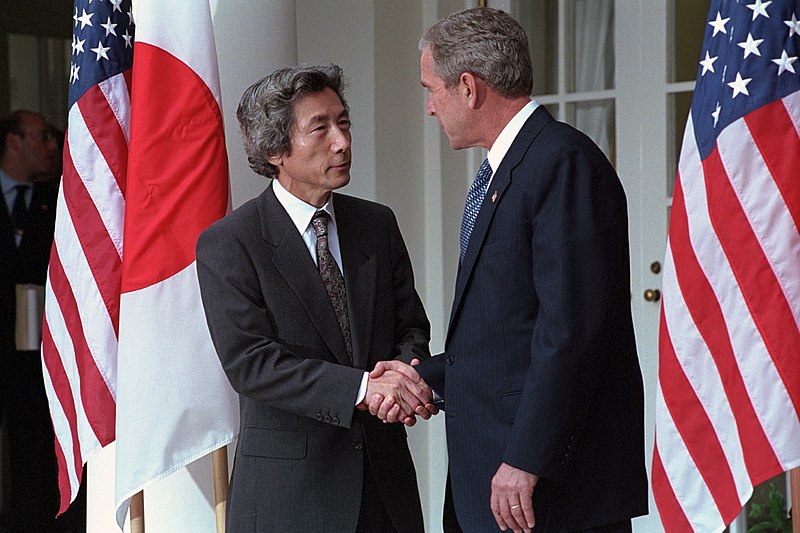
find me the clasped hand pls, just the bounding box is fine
[358,359,439,426]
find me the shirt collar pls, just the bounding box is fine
[487,99,539,172]
[272,179,338,235]
[0,169,25,197]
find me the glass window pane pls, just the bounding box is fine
[569,0,614,92]
[670,0,711,82]
[8,34,41,112]
[668,91,693,197]
[566,99,615,165]
[515,0,558,96]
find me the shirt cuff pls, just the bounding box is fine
[355,371,369,405]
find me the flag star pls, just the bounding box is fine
[122,29,133,48]
[728,72,752,98]
[75,36,85,55]
[73,7,79,27]
[746,0,771,20]
[772,50,797,75]
[77,9,94,29]
[699,51,718,75]
[711,103,721,127]
[786,13,800,37]
[72,64,80,83]
[91,41,111,61]
[110,0,123,13]
[127,8,134,25]
[101,17,118,37]
[737,33,764,58]
[708,12,730,36]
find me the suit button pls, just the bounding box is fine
[446,354,455,365]
[316,412,324,421]
[332,416,340,425]
[353,441,363,450]
[324,414,332,423]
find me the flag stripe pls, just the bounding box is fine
[77,82,129,196]
[658,304,743,522]
[46,244,116,443]
[668,177,782,480]
[41,318,83,513]
[704,146,800,418]
[655,385,724,531]
[652,443,693,532]
[61,137,122,335]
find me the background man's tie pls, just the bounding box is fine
[11,184,30,245]
[459,158,493,263]
[311,210,353,364]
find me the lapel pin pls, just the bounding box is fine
[491,190,498,203]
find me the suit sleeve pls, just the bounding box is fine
[196,222,364,429]
[504,140,633,481]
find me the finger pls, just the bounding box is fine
[367,393,384,417]
[382,403,401,423]
[520,497,535,531]
[369,361,388,378]
[377,396,397,420]
[508,502,527,533]
[490,493,509,531]
[410,358,420,366]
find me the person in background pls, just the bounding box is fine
[0,110,84,531]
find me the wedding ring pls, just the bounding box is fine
[511,505,521,509]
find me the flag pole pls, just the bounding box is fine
[791,467,799,533]
[130,491,145,533]
[213,446,229,533]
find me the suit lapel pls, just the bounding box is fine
[446,106,555,342]
[335,194,377,370]
[259,185,351,365]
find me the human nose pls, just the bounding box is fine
[426,95,436,116]
[331,126,350,153]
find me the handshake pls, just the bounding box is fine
[357,359,439,426]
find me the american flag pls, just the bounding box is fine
[652,0,800,531]
[42,0,132,513]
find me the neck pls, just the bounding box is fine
[0,162,34,184]
[475,96,530,150]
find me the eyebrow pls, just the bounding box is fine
[305,109,350,126]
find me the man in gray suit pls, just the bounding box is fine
[196,65,435,532]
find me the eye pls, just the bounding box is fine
[339,119,351,129]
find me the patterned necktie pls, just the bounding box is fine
[459,159,493,263]
[11,184,30,231]
[311,210,352,364]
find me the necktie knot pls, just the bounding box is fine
[459,159,493,263]
[311,210,329,238]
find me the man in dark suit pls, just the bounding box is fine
[0,110,66,531]
[373,7,648,532]
[196,65,435,532]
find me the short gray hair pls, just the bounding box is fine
[420,7,532,98]
[237,64,348,179]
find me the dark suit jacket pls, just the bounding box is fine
[418,107,648,531]
[0,181,57,356]
[196,184,430,532]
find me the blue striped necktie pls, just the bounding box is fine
[459,159,492,263]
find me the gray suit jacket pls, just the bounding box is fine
[197,184,429,532]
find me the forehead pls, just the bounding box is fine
[19,113,48,131]
[419,48,442,86]
[292,88,346,125]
